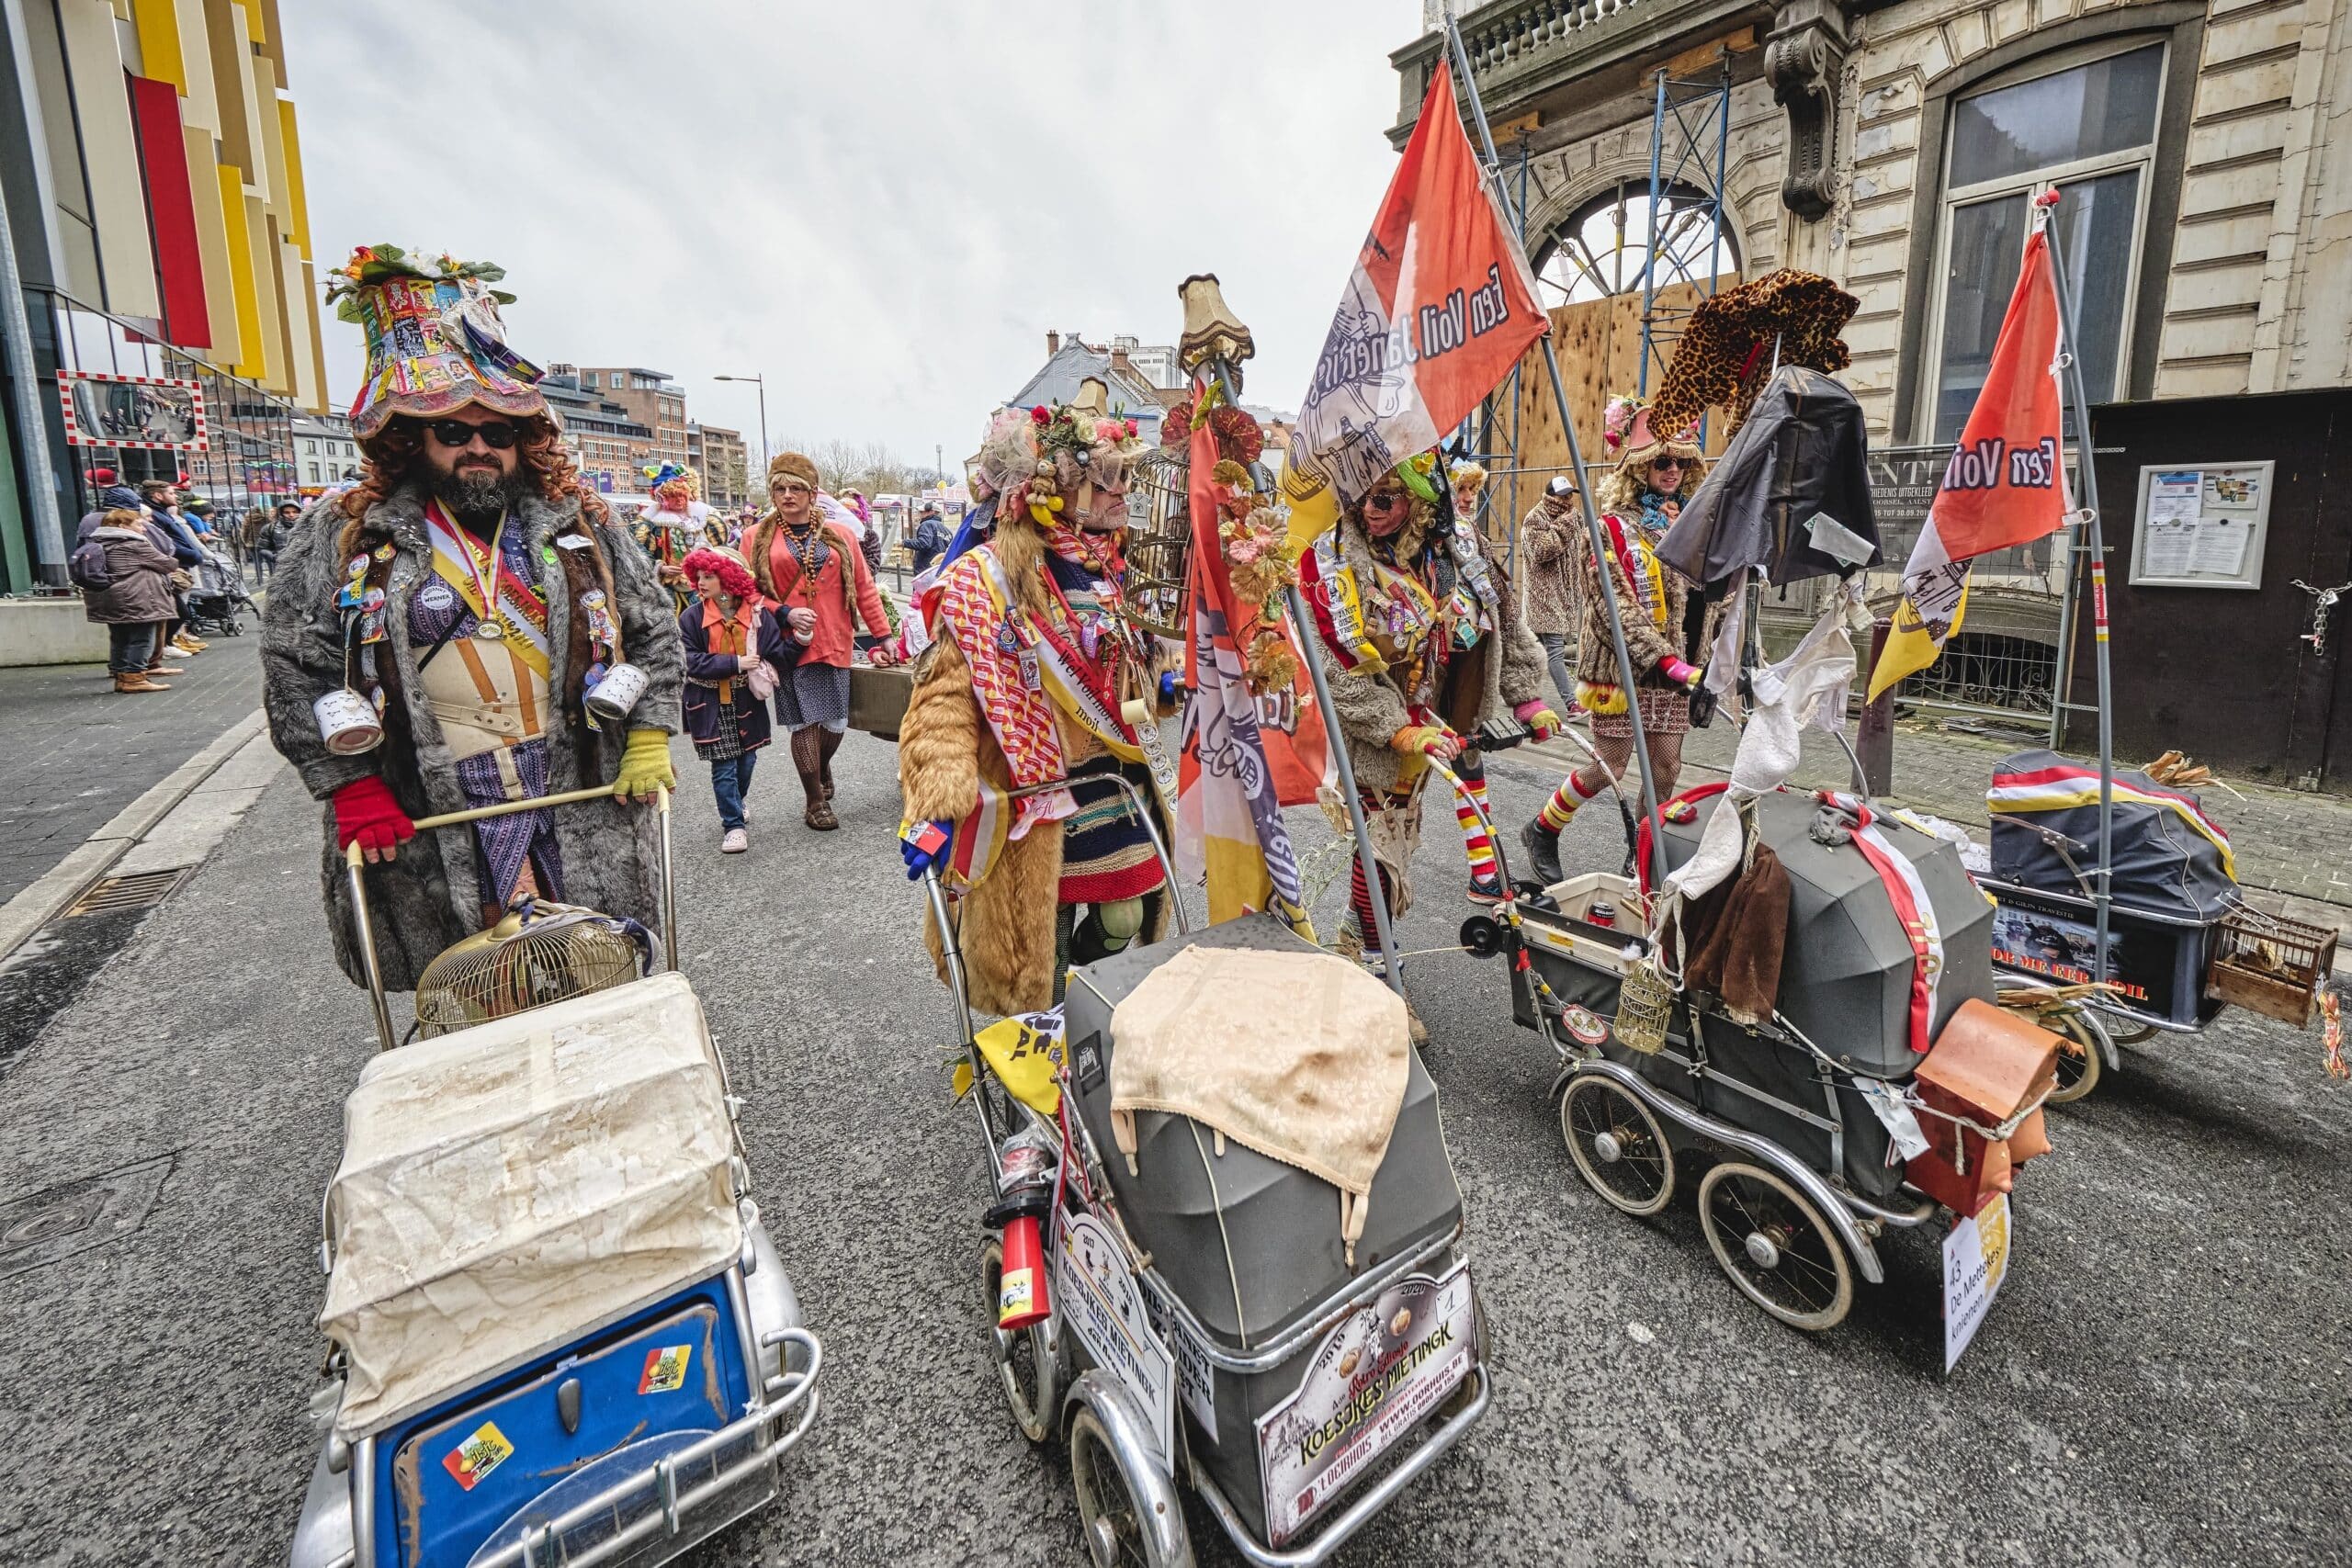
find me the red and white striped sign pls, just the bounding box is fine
[56,369,209,452]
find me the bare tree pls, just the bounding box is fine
[776,436,923,496]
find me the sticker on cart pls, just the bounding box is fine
[1255,1259,1477,1547]
[639,1344,693,1394]
[1942,1191,2013,1371]
[1055,1209,1176,1461]
[1560,1005,1610,1046]
[442,1420,514,1492]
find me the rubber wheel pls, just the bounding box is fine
[981,1236,1056,1443]
[1069,1404,1189,1567]
[2046,1011,2106,1104]
[1696,1162,1854,1332]
[2101,1015,2158,1046]
[1559,1076,1676,1217]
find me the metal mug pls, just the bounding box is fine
[584,660,650,722]
[313,688,383,755]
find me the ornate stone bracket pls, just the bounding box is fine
[1766,0,1853,221]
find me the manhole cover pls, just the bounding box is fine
[64,869,188,918]
[0,1153,173,1280]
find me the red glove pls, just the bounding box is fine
[334,775,415,862]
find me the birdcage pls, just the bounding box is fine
[1123,446,1193,639]
[413,898,649,1037]
[2207,904,2338,1027]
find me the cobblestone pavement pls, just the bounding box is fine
[3,734,2346,1565]
[0,629,263,907]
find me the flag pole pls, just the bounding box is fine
[1442,17,1669,890]
[2036,196,2115,986]
[1207,358,1407,996]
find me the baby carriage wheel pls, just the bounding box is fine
[1069,1404,1188,1568]
[1696,1162,1854,1331]
[2045,1011,2105,1104]
[1559,1076,1675,1216]
[981,1235,1057,1443]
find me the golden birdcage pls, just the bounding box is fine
[413,899,647,1037]
[1123,446,1193,639]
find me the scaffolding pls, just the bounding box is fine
[1634,63,1735,402]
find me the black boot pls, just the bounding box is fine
[1521,818,1565,888]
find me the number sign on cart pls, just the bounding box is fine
[1943,1192,2014,1371]
[1055,1209,1177,1461]
[1256,1260,1477,1546]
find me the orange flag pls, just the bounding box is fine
[1870,200,2069,699]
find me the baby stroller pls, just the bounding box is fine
[923,773,1488,1566]
[184,547,260,636]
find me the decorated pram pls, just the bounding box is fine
[1980,750,2340,1102]
[921,773,1488,1567]
[289,787,821,1568]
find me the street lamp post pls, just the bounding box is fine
[713,374,768,502]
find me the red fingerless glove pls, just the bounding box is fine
[1660,656,1703,689]
[333,775,415,856]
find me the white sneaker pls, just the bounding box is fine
[720,828,749,854]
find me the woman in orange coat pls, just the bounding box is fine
[741,451,897,829]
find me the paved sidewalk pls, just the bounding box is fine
[1515,711,2352,932]
[0,633,262,906]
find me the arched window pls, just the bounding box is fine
[1534,181,1738,304]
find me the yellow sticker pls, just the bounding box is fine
[442,1421,513,1492]
[639,1344,692,1394]
[999,1267,1036,1321]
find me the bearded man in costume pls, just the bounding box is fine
[1518,396,1717,887]
[1307,450,1559,979]
[634,461,724,611]
[262,246,682,992]
[896,387,1172,1015]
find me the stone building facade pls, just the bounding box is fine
[1396,0,2352,446]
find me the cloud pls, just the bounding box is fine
[278,0,1422,463]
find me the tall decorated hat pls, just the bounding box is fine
[328,244,547,439]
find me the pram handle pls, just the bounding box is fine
[343,782,676,1053]
[920,771,1185,1174]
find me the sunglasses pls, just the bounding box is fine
[426,419,520,450]
[1363,490,1408,511]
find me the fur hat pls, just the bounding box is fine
[767,451,820,491]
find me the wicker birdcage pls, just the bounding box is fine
[1123,446,1193,639]
[413,898,648,1037]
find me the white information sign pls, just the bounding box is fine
[1942,1191,2014,1371]
[1055,1210,1176,1461]
[2129,462,2274,590]
[1255,1260,1477,1546]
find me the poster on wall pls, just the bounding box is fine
[2128,461,2272,590]
[55,370,209,452]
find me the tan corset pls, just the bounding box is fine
[417,634,552,790]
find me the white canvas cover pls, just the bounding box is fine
[322,972,741,1438]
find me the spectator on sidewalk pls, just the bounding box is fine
[78,508,179,694]
[141,479,209,657]
[678,546,801,854]
[908,503,951,573]
[1519,475,1584,713]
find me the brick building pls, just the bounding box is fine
[687,422,749,510]
[577,367,690,477]
[539,365,653,494]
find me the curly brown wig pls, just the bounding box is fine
[340,412,609,528]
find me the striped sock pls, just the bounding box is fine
[1536,772,1601,833]
[1456,777,1498,888]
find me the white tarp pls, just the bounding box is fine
[323,973,741,1438]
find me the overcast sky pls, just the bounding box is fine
[279,1,1425,467]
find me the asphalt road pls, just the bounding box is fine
[1,732,2346,1566]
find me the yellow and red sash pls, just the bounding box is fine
[424,501,550,679]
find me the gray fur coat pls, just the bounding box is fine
[1317,513,1548,795]
[262,482,684,992]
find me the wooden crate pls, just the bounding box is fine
[2206,906,2339,1027]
